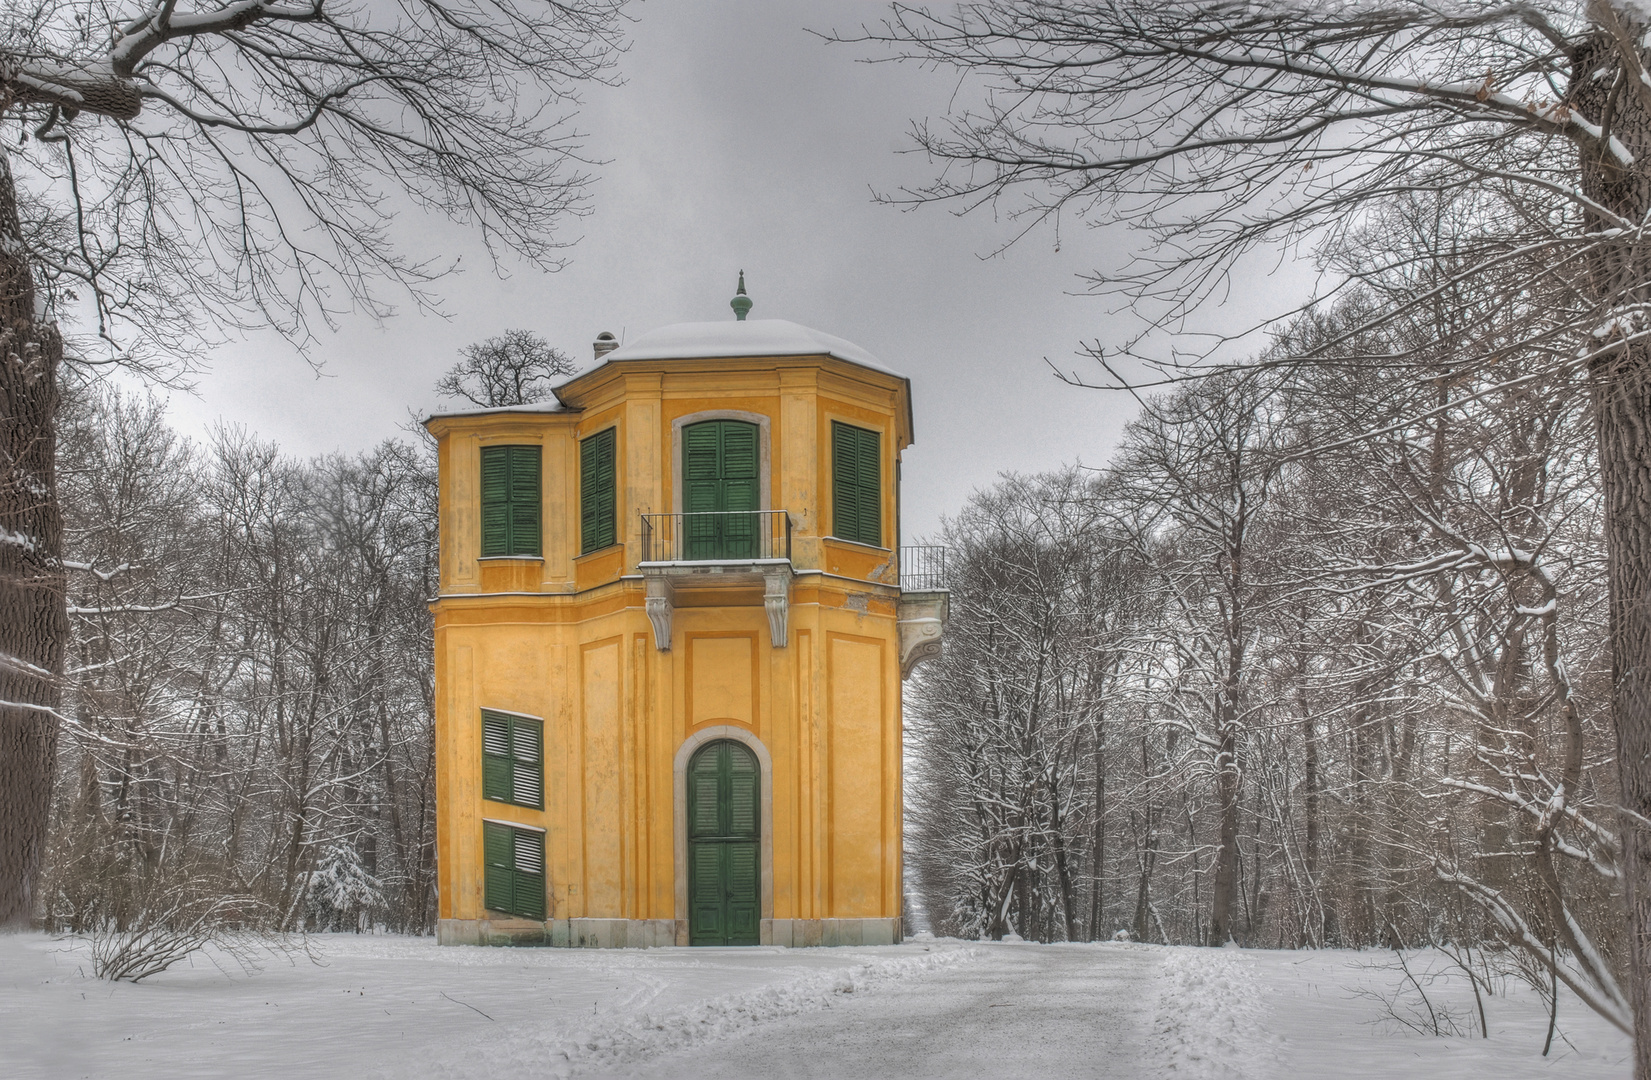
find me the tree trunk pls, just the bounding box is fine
[1591,338,1651,1077]
[0,150,67,929]
[1208,722,1240,945]
[1574,19,1651,1072]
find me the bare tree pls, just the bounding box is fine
[0,0,627,928]
[849,2,1651,1064]
[435,329,579,408]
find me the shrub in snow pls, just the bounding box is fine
[303,842,385,933]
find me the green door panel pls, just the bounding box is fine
[682,421,761,560]
[687,741,761,946]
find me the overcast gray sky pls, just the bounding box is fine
[156,0,1290,540]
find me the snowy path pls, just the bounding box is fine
[605,941,1158,1079]
[0,933,1634,1078]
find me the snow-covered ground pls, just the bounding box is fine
[0,933,1632,1079]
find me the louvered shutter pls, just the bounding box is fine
[689,844,723,941]
[513,829,546,919]
[683,423,721,559]
[831,422,859,543]
[480,447,511,556]
[581,429,616,553]
[721,423,759,557]
[483,820,513,913]
[511,717,543,810]
[727,744,758,836]
[482,711,512,803]
[688,746,722,838]
[509,446,541,555]
[855,427,881,548]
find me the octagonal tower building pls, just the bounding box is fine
[425,278,946,947]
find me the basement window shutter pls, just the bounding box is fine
[513,829,546,920]
[580,428,617,553]
[831,422,881,547]
[481,445,541,557]
[483,821,545,920]
[483,820,514,914]
[481,709,543,810]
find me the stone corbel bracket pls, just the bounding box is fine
[762,568,790,648]
[645,575,674,650]
[896,590,949,679]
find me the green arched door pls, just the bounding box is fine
[687,740,760,945]
[683,420,759,559]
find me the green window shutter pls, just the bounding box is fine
[510,716,543,810]
[481,447,511,556]
[682,421,761,559]
[580,428,617,553]
[513,829,546,920]
[483,821,545,919]
[856,426,881,548]
[509,446,541,556]
[481,445,540,557]
[683,422,722,515]
[483,820,513,914]
[832,422,882,546]
[482,710,543,809]
[482,711,512,802]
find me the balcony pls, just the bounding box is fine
[640,510,792,564]
[638,511,795,651]
[896,545,949,680]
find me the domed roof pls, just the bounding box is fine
[600,319,901,377]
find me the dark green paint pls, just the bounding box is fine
[581,428,618,553]
[682,421,760,560]
[831,422,881,547]
[483,821,546,920]
[481,445,542,556]
[687,741,760,946]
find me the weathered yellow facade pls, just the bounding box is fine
[428,314,944,947]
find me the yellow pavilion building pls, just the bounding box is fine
[426,279,947,948]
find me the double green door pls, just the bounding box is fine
[688,740,760,945]
[683,420,760,560]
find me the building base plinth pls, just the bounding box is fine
[438,917,902,948]
[438,918,678,948]
[762,917,903,947]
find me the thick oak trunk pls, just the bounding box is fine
[1576,17,1651,1073]
[1591,339,1651,1077]
[0,151,66,929]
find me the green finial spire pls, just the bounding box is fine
[730,270,753,321]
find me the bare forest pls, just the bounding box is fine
[44,383,441,937]
[908,240,1631,1033]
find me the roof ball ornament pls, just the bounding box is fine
[730,270,753,321]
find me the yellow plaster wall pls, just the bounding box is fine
[428,352,911,932]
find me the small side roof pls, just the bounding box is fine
[423,399,568,425]
[601,318,903,378]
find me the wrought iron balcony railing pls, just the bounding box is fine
[899,545,948,592]
[640,510,793,564]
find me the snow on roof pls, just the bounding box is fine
[423,399,567,424]
[600,319,902,377]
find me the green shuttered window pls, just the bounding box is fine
[831,421,882,548]
[483,820,546,920]
[482,710,542,810]
[682,420,760,559]
[580,427,618,554]
[480,445,542,557]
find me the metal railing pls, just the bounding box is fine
[640,510,793,564]
[899,545,948,591]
